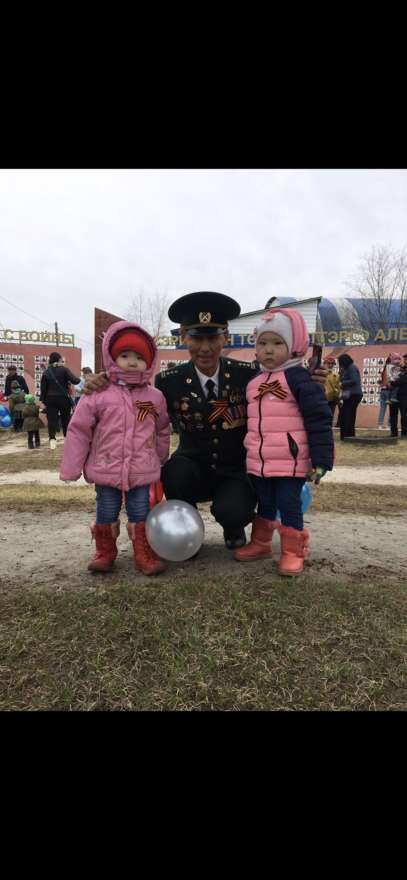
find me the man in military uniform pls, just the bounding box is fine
[155,291,258,549]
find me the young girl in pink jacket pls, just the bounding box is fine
[60,321,170,576]
[234,308,334,575]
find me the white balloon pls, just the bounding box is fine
[146,500,205,562]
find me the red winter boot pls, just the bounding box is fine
[127,522,167,576]
[278,525,310,576]
[88,521,120,572]
[233,516,279,562]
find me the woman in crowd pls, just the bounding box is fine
[337,353,362,440]
[377,356,392,430]
[40,352,80,450]
[385,352,403,437]
[388,352,406,438]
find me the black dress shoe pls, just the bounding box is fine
[223,528,246,550]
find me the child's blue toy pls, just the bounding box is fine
[276,482,312,520]
[301,481,313,513]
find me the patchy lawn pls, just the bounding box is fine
[0,481,405,516]
[0,575,406,710]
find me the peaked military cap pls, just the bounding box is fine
[168,291,241,336]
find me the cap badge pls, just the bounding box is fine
[199,311,212,324]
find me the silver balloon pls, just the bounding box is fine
[146,499,205,562]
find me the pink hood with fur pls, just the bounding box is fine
[60,321,170,490]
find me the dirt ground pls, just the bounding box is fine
[1,503,406,591]
[1,466,407,487]
[1,431,406,590]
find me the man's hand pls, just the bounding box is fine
[82,371,109,395]
[311,366,327,387]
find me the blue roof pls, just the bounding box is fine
[272,297,407,344]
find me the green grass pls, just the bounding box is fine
[334,436,407,467]
[1,414,405,712]
[0,574,406,710]
[0,446,64,473]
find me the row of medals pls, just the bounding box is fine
[173,374,246,432]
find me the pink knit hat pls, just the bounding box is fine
[254,308,309,358]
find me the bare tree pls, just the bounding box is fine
[345,245,407,339]
[125,288,171,338]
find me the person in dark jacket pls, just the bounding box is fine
[390,353,407,437]
[337,353,363,440]
[40,352,80,449]
[8,381,27,431]
[22,394,43,449]
[386,352,403,437]
[4,365,29,397]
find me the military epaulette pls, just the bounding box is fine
[224,358,252,368]
[230,360,254,369]
[158,367,181,378]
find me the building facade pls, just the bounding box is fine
[0,327,82,398]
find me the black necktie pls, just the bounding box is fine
[205,379,216,401]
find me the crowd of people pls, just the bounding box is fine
[322,351,407,439]
[1,294,406,581]
[2,361,92,448]
[3,344,406,447]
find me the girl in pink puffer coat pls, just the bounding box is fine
[60,320,170,576]
[234,308,334,576]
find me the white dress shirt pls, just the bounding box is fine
[194,365,220,398]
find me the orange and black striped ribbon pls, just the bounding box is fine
[254,380,288,401]
[208,400,234,424]
[135,401,158,421]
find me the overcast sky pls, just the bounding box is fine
[1,168,406,366]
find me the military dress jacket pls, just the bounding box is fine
[155,357,259,474]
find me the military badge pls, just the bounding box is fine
[199,311,212,323]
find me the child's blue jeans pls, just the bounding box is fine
[251,476,306,531]
[95,484,150,524]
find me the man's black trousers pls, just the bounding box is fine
[161,455,257,531]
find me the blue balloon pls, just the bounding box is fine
[0,405,8,417]
[0,413,12,428]
[276,482,313,520]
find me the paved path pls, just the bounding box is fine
[1,466,406,486]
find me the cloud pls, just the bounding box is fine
[0,169,406,365]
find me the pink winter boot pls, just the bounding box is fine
[233,516,280,562]
[278,525,310,576]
